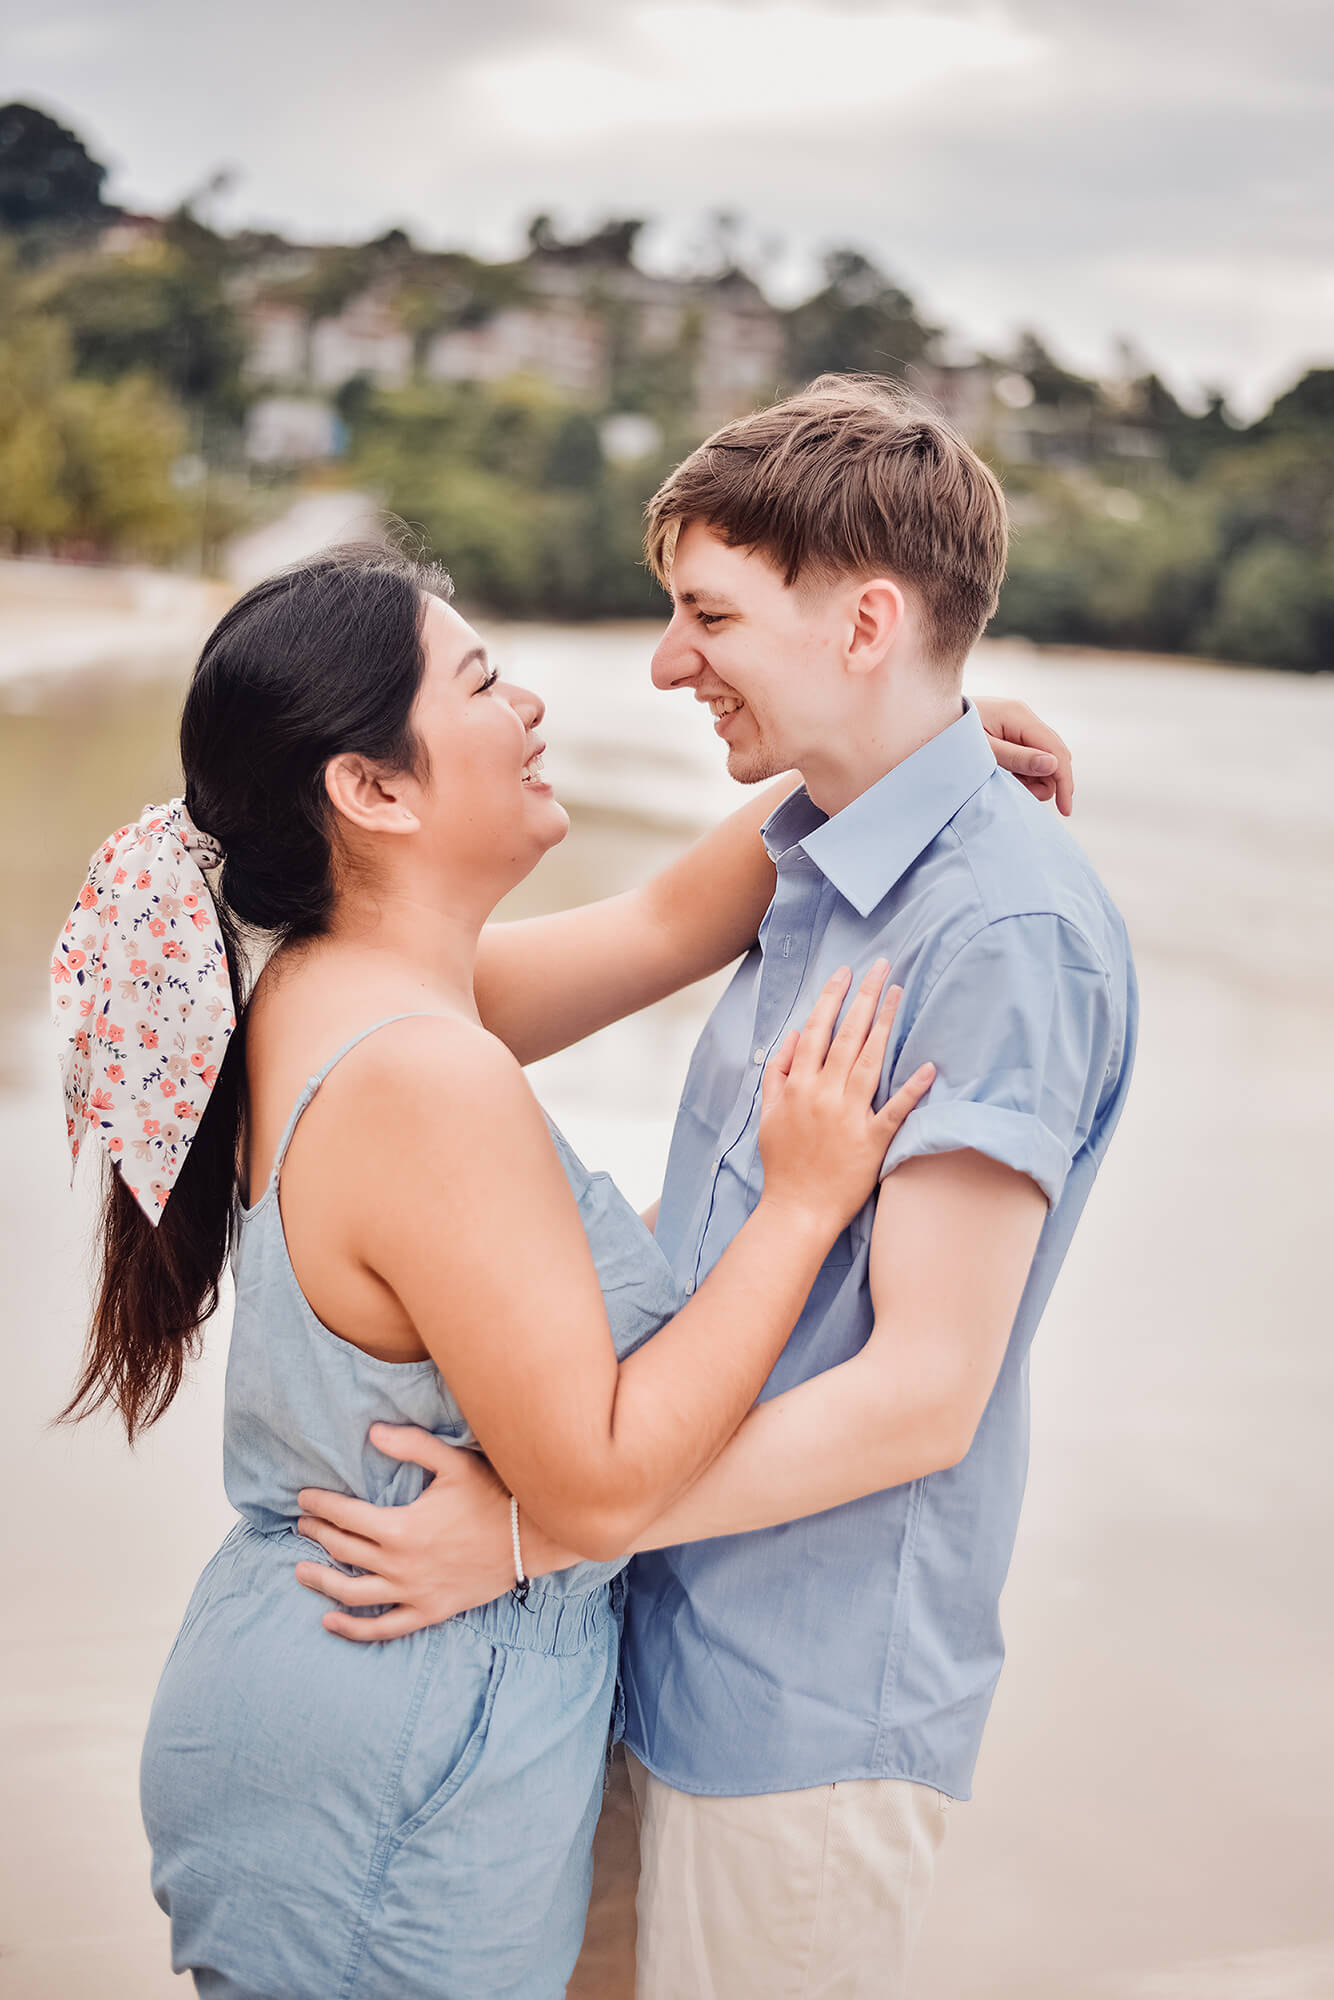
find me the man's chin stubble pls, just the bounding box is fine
[727,747,786,786]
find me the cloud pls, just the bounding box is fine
[462,5,1043,142]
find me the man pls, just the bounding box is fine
[297,377,1135,1995]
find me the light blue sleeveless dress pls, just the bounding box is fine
[140,1016,684,1999]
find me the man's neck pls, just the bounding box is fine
[800,681,966,818]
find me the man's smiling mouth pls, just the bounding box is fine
[708,697,744,719]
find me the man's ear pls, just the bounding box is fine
[324,754,420,837]
[845,578,905,677]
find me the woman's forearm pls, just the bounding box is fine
[537,1194,840,1558]
[473,778,794,1064]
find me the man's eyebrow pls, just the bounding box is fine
[678,590,739,612]
[454,646,488,677]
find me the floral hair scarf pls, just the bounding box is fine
[51,799,236,1225]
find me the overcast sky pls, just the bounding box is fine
[5,0,1330,414]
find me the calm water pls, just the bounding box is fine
[2,581,1332,1997]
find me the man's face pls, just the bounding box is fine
[650,522,849,787]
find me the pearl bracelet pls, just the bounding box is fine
[510,1493,530,1606]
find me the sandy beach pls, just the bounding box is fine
[1,568,1331,1997]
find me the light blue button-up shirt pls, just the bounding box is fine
[621,701,1137,1800]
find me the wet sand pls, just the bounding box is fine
[1,589,1332,1996]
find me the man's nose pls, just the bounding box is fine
[651,620,701,691]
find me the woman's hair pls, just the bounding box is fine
[63,540,452,1441]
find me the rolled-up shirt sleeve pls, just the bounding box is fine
[880,914,1116,1208]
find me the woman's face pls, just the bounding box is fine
[406,595,569,890]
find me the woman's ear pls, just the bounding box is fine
[845,578,905,677]
[324,754,420,837]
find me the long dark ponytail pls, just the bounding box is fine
[62,541,452,1440]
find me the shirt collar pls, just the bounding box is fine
[762,699,997,919]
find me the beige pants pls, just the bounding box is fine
[625,1751,951,2000]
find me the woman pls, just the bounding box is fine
[54,545,1067,1997]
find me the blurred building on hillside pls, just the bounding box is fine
[152,214,1164,471]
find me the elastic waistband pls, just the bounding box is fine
[456,1580,612,1655]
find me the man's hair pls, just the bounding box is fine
[644,374,1010,669]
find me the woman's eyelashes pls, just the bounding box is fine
[475,665,500,693]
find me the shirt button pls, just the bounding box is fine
[753,1046,765,1064]
[684,1278,696,1295]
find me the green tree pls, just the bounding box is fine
[0,314,193,558]
[1199,540,1332,671]
[786,251,937,383]
[0,313,77,546]
[1254,368,1334,440]
[0,102,113,233]
[38,240,246,417]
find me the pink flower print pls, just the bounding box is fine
[159,1078,177,1097]
[140,1027,159,1050]
[74,1030,90,1057]
[78,996,94,1018]
[51,957,71,984]
[136,871,152,891]
[149,918,167,938]
[148,963,164,984]
[89,1089,114,1113]
[78,884,98,910]
[106,1063,125,1083]
[108,1023,124,1043]
[113,867,127,886]
[142,1119,160,1138]
[130,959,148,977]
[201,1064,218,1088]
[71,1137,80,1161]
[108,1136,123,1154]
[66,1116,76,1140]
[67,949,86,971]
[176,1100,198,1121]
[163,940,182,959]
[183,892,200,911]
[191,910,211,931]
[107,903,119,923]
[190,1051,205,1069]
[161,1121,182,1146]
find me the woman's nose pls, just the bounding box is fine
[505,682,545,727]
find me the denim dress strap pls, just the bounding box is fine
[262,1011,447,1200]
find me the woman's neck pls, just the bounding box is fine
[313,882,490,1018]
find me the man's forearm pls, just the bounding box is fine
[620,1345,962,1551]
